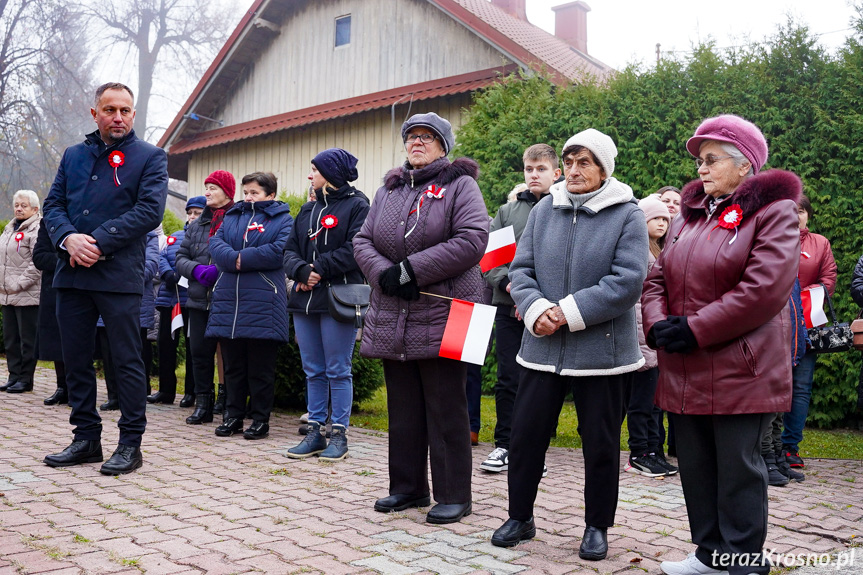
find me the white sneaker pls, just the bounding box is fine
[660,553,729,575]
[480,447,509,472]
[299,412,309,424]
[542,464,548,478]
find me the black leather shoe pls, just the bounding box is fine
[44,388,68,405]
[147,391,175,404]
[426,501,472,524]
[492,517,536,547]
[99,399,120,411]
[374,493,431,513]
[44,440,103,467]
[243,421,269,440]
[215,417,244,437]
[0,381,16,392]
[6,381,33,393]
[178,393,195,408]
[578,525,608,560]
[100,444,143,475]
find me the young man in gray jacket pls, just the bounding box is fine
[491,129,648,561]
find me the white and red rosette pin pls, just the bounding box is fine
[405,185,447,238]
[14,232,24,252]
[108,151,125,187]
[166,236,177,246]
[425,184,446,199]
[244,221,266,241]
[321,214,338,229]
[709,204,743,245]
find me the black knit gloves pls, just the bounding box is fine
[652,315,698,354]
[379,259,420,301]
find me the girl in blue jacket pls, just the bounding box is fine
[284,149,369,461]
[206,172,293,440]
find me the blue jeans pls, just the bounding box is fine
[781,351,816,452]
[293,313,357,428]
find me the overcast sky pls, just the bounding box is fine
[525,0,859,69]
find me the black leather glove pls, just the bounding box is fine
[379,259,419,300]
[653,315,697,354]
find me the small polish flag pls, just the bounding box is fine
[479,226,517,273]
[800,285,828,329]
[439,299,496,365]
[170,303,184,339]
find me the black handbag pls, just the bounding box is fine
[807,284,852,354]
[328,283,371,328]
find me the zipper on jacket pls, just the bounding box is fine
[231,203,254,339]
[259,272,278,293]
[557,209,577,370]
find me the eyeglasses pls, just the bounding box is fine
[695,155,733,169]
[404,133,437,144]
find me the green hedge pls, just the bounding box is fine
[457,15,863,427]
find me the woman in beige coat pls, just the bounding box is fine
[0,190,42,394]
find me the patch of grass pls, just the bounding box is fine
[353,387,863,458]
[270,468,292,476]
[73,533,90,543]
[354,469,375,476]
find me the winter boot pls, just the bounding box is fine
[319,425,348,461]
[44,387,68,405]
[776,450,805,482]
[179,392,196,408]
[213,384,227,414]
[285,421,327,459]
[764,452,789,486]
[186,393,214,425]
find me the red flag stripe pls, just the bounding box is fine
[480,244,517,273]
[439,300,475,361]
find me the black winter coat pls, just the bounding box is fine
[33,220,63,361]
[283,184,370,314]
[175,207,216,311]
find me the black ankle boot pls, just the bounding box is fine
[44,387,68,405]
[186,393,214,424]
[179,393,196,408]
[213,384,226,413]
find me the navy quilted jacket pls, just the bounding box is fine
[205,200,293,342]
[155,229,188,308]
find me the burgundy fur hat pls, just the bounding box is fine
[686,114,769,174]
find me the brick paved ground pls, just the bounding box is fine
[1,365,861,574]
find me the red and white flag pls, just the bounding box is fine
[171,303,184,339]
[800,285,828,329]
[439,299,496,365]
[479,226,517,273]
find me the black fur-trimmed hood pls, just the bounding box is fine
[680,169,802,220]
[384,156,480,191]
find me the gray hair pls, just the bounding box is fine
[718,142,754,176]
[13,189,40,211]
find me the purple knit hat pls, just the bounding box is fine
[686,114,769,174]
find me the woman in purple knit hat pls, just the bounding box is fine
[642,115,801,575]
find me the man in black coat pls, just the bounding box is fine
[41,82,167,475]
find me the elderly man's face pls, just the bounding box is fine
[91,88,135,144]
[563,149,604,195]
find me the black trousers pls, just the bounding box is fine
[493,307,524,449]
[220,337,278,423]
[187,308,217,396]
[508,368,630,527]
[156,306,193,397]
[625,367,662,454]
[675,413,772,575]
[57,290,146,448]
[382,358,471,504]
[3,305,39,385]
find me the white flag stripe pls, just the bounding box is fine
[485,226,516,253]
[808,285,828,327]
[460,302,496,365]
[178,276,189,288]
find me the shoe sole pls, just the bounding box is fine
[426,504,472,524]
[244,433,269,440]
[284,449,324,459]
[624,463,667,478]
[215,429,242,437]
[43,454,103,468]
[99,460,143,475]
[374,496,431,512]
[579,549,607,561]
[491,527,536,547]
[318,452,348,462]
[480,463,508,473]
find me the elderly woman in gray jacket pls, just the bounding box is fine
[354,112,488,525]
[491,129,648,559]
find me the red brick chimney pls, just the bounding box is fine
[552,1,591,54]
[490,0,527,20]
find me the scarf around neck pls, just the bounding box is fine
[209,200,235,237]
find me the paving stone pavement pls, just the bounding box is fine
[1,366,861,574]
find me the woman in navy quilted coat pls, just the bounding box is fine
[206,172,293,440]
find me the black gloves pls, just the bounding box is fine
[379,259,420,301]
[652,315,698,354]
[295,264,314,284]
[161,270,179,286]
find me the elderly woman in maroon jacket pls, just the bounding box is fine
[642,115,800,575]
[354,112,488,525]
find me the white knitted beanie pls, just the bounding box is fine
[561,128,617,177]
[638,196,671,223]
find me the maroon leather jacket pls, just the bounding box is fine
[642,170,802,415]
[354,157,488,361]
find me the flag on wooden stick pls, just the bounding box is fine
[439,299,496,365]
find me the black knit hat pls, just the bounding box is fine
[311,148,359,188]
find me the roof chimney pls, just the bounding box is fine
[490,0,527,20]
[552,1,590,54]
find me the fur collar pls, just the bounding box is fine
[384,157,480,191]
[680,169,802,220]
[550,177,635,214]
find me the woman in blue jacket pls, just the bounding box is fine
[284,149,370,461]
[206,172,293,440]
